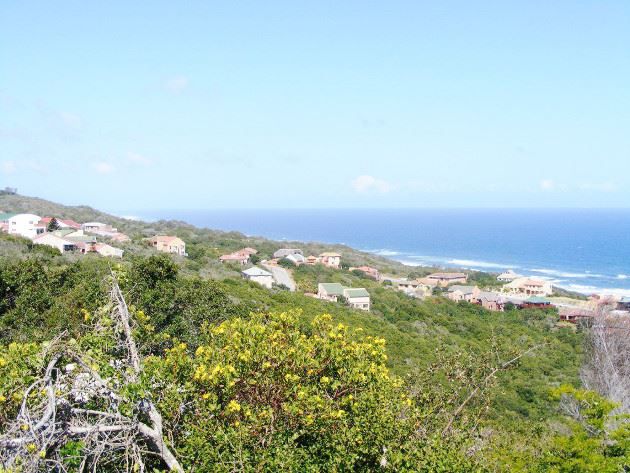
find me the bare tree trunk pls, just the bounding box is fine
[0,279,183,472]
[581,312,630,414]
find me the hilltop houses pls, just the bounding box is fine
[242,266,274,289]
[0,210,200,261]
[148,236,187,256]
[317,283,370,311]
[504,277,553,297]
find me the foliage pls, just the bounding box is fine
[277,257,296,269]
[535,386,630,472]
[142,310,481,471]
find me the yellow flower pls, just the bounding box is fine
[227,400,241,413]
[202,393,211,400]
[320,376,331,385]
[0,395,6,403]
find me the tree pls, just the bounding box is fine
[536,386,630,472]
[46,218,60,232]
[0,279,182,471]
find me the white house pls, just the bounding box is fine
[242,267,274,289]
[343,287,371,311]
[32,233,77,253]
[7,214,43,238]
[273,248,303,259]
[285,253,306,265]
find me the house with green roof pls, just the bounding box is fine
[317,283,345,301]
[317,283,370,311]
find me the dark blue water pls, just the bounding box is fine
[135,209,630,295]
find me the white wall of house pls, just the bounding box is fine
[346,296,370,311]
[8,214,42,238]
[245,274,274,289]
[32,234,75,253]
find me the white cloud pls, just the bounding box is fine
[539,179,555,191]
[351,175,393,193]
[0,160,16,174]
[93,161,115,175]
[127,151,153,166]
[165,76,189,93]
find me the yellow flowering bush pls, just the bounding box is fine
[141,310,455,471]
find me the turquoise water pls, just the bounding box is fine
[137,209,630,295]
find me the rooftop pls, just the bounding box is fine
[524,296,551,304]
[449,285,477,294]
[242,267,272,277]
[428,272,467,279]
[319,283,345,296]
[344,288,370,298]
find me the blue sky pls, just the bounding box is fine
[1,1,629,210]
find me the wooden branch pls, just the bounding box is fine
[441,343,547,436]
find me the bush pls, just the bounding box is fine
[143,311,480,471]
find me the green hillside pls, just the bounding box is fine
[0,195,625,471]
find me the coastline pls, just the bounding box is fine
[125,207,630,298]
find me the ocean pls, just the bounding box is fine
[135,209,630,296]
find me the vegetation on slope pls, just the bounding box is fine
[0,194,628,470]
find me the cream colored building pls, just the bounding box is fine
[148,236,186,256]
[319,252,341,268]
[504,277,553,297]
